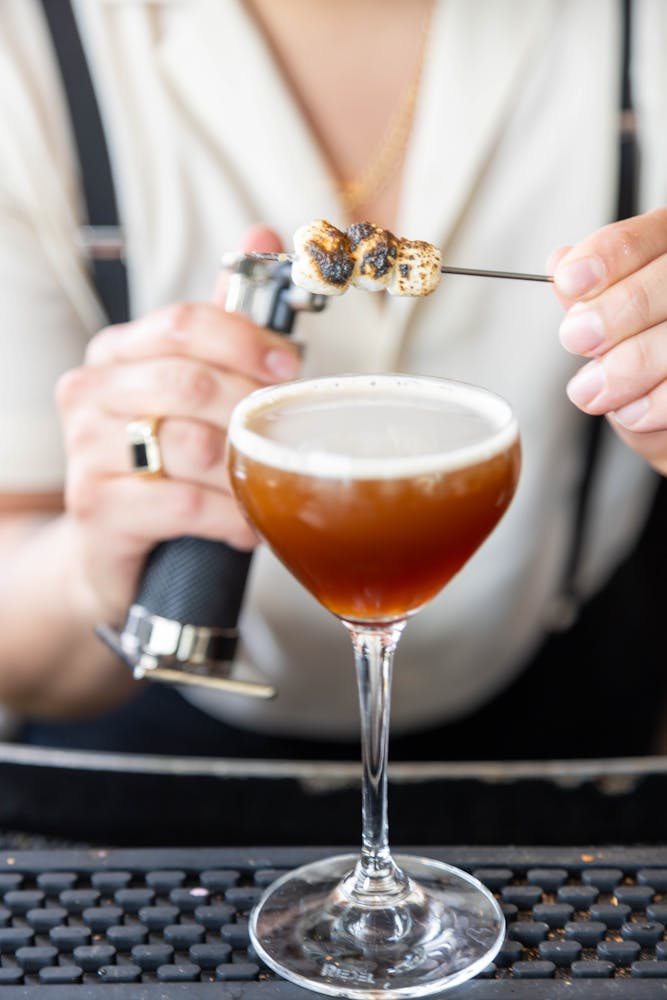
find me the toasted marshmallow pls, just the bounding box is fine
[290,219,442,298]
[291,219,354,296]
[389,239,442,296]
[346,222,399,292]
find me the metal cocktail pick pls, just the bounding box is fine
[439,265,552,282]
[231,251,554,283]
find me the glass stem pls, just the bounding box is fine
[344,621,410,901]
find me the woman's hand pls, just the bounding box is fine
[550,206,667,475]
[55,227,301,626]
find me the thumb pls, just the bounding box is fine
[212,225,284,305]
[546,245,574,309]
[240,224,284,255]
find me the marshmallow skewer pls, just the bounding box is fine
[439,265,552,283]
[242,252,553,284]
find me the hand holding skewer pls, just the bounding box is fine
[550,206,667,476]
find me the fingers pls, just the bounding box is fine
[549,208,667,469]
[553,208,667,358]
[558,251,667,357]
[58,354,262,526]
[59,376,258,592]
[565,319,667,427]
[59,327,269,552]
[63,408,233,488]
[553,207,667,301]
[62,401,257,552]
[59,354,257,428]
[86,301,300,383]
[66,467,257,552]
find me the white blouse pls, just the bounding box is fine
[0,0,664,737]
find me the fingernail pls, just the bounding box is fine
[555,256,606,297]
[265,349,300,380]
[567,360,605,407]
[614,396,650,429]
[559,307,605,354]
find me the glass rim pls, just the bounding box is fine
[228,373,519,480]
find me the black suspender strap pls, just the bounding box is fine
[553,0,638,628]
[39,0,130,325]
[616,0,639,222]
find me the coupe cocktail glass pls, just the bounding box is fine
[227,373,520,998]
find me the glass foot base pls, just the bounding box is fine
[249,853,504,998]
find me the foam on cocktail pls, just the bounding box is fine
[228,374,518,479]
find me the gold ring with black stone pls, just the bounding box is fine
[126,418,163,476]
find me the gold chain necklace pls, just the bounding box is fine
[337,2,434,219]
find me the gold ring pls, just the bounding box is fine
[126,418,163,476]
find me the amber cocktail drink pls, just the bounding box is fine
[228,374,520,998]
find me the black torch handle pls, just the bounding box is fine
[132,263,297,658]
[135,538,253,625]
